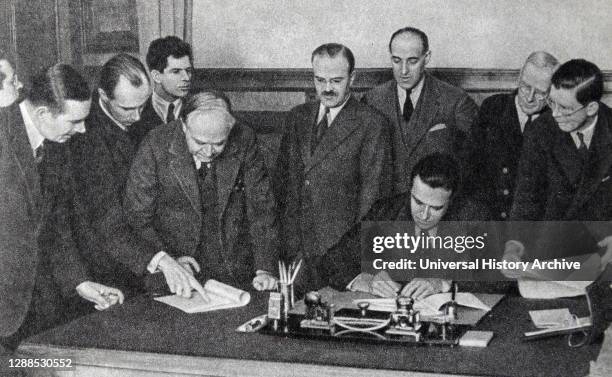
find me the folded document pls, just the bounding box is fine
[155,280,250,313]
[352,292,500,316]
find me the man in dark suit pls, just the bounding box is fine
[363,27,478,195]
[274,43,392,290]
[315,154,495,298]
[504,59,612,279]
[130,36,193,144]
[71,54,205,299]
[124,94,278,291]
[0,64,123,359]
[468,51,558,220]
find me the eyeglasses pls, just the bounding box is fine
[545,98,585,117]
[518,83,548,101]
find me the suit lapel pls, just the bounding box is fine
[168,125,201,218]
[215,133,241,220]
[306,97,361,172]
[8,104,41,216]
[405,74,441,157]
[505,93,524,147]
[94,103,136,166]
[566,113,612,217]
[551,117,584,185]
[299,102,319,165]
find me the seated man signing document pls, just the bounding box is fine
[316,154,492,299]
[124,92,278,295]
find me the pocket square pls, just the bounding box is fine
[602,176,610,183]
[429,123,447,132]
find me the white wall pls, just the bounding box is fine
[191,0,612,69]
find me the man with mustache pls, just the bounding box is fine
[467,51,558,220]
[130,36,193,145]
[274,43,392,293]
[125,92,278,292]
[363,27,478,195]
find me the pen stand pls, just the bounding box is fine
[279,282,294,322]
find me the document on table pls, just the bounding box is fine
[517,253,601,299]
[352,292,502,316]
[155,279,250,313]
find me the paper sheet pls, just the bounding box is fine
[155,279,250,313]
[529,308,575,328]
[520,253,601,281]
[518,280,591,299]
[351,292,496,316]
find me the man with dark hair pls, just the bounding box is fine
[363,27,478,195]
[503,59,612,290]
[131,36,193,143]
[315,153,489,298]
[468,51,558,220]
[124,93,278,291]
[70,54,206,299]
[0,50,23,107]
[1,64,123,359]
[274,42,392,292]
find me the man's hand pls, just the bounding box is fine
[597,236,612,271]
[158,254,208,301]
[400,278,448,299]
[350,271,401,297]
[501,240,525,279]
[76,281,125,310]
[252,272,277,291]
[177,256,201,275]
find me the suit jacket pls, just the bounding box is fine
[314,193,492,291]
[0,103,88,338]
[274,96,393,262]
[511,103,612,223]
[467,92,549,220]
[129,97,163,146]
[70,99,154,294]
[363,73,478,194]
[509,103,612,258]
[124,121,278,288]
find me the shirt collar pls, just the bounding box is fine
[397,76,425,112]
[152,91,182,122]
[570,115,598,149]
[514,95,542,133]
[99,97,127,131]
[19,101,45,155]
[415,224,437,237]
[318,95,351,125]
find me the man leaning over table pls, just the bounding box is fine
[502,59,612,293]
[124,92,278,293]
[1,63,123,361]
[70,54,206,300]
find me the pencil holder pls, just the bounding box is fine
[279,282,294,320]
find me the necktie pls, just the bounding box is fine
[198,161,213,180]
[166,103,175,123]
[523,115,533,134]
[403,89,413,122]
[34,141,46,164]
[312,107,329,154]
[577,132,588,162]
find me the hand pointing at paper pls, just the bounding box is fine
[158,254,209,301]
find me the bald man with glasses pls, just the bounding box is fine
[467,52,558,221]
